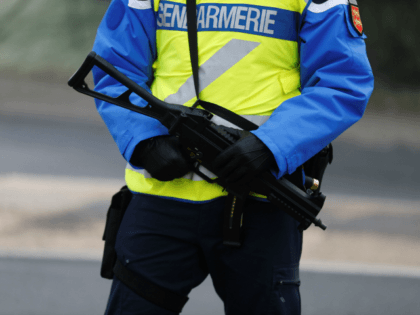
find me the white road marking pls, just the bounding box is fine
[0,173,124,214]
[0,248,102,262]
[1,173,420,276]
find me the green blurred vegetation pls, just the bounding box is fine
[360,1,420,88]
[0,0,418,112]
[0,0,109,77]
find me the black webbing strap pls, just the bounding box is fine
[113,260,189,313]
[185,0,257,132]
[186,0,250,247]
[199,99,258,131]
[186,0,200,103]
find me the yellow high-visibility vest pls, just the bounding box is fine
[126,0,306,201]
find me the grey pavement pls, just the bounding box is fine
[0,113,125,179]
[1,257,420,315]
[1,76,420,314]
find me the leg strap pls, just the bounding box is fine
[113,260,189,313]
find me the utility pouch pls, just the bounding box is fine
[101,185,132,279]
[303,143,333,195]
[101,188,189,312]
[223,192,248,247]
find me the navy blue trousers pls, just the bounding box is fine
[104,193,303,315]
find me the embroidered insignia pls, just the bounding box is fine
[350,4,363,35]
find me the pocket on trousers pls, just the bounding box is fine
[268,267,301,315]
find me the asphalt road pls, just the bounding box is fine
[1,110,419,200]
[1,77,419,314]
[1,257,419,315]
[2,74,419,200]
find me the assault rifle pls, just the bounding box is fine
[68,52,327,234]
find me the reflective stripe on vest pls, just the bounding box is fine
[151,0,304,115]
[125,115,269,201]
[164,39,260,105]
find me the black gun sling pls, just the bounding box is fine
[185,0,257,132]
[101,186,189,313]
[185,0,263,247]
[184,0,333,245]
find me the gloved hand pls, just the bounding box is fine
[130,135,193,181]
[212,129,277,185]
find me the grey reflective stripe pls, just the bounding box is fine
[210,114,268,129]
[305,0,348,13]
[165,39,260,104]
[126,114,270,181]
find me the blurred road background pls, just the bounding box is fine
[1,0,419,314]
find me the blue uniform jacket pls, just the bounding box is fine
[92,0,374,179]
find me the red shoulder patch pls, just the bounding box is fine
[350,4,363,35]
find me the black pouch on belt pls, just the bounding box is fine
[303,143,333,194]
[223,192,248,247]
[101,185,132,279]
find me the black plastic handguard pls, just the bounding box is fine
[68,52,327,231]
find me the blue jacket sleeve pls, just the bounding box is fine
[92,0,168,166]
[253,2,374,179]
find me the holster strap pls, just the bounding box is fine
[113,259,189,313]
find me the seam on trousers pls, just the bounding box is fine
[120,259,131,315]
[263,269,274,315]
[192,202,203,296]
[119,280,124,315]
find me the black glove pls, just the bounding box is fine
[130,135,193,181]
[212,129,277,185]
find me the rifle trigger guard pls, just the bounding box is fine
[192,164,217,183]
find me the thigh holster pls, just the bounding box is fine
[101,185,132,280]
[101,187,188,313]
